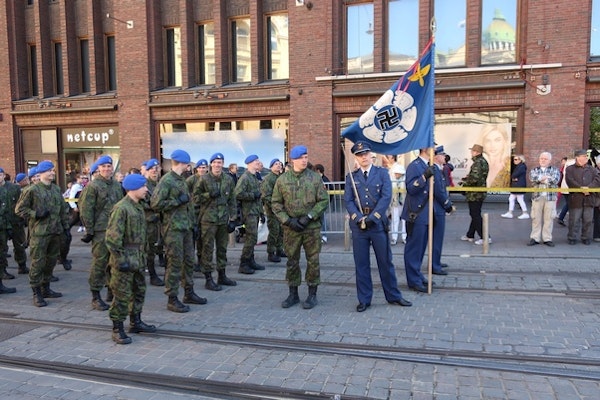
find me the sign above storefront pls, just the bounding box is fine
[62,127,119,148]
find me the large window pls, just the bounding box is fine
[28,44,38,97]
[434,0,466,68]
[388,0,418,72]
[53,42,64,95]
[347,3,373,74]
[481,0,517,65]
[79,39,90,93]
[267,14,289,80]
[165,27,183,87]
[197,23,215,85]
[106,35,117,91]
[231,18,251,82]
[592,2,600,58]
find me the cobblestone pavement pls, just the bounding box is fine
[0,202,598,399]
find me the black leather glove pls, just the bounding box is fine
[424,165,436,179]
[285,218,305,232]
[259,214,266,224]
[444,203,454,213]
[209,189,220,198]
[81,233,94,243]
[227,220,237,233]
[177,193,190,205]
[117,262,131,272]
[254,191,261,200]
[365,219,376,229]
[298,215,311,227]
[35,209,50,219]
[6,229,12,241]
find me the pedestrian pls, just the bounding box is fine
[565,150,600,245]
[10,172,30,276]
[344,141,412,311]
[459,144,490,245]
[106,173,156,345]
[194,152,238,291]
[388,160,406,245]
[79,155,124,311]
[501,154,529,219]
[151,149,206,313]
[527,151,561,247]
[313,163,331,244]
[234,154,265,274]
[226,163,239,186]
[594,154,600,242]
[1,168,24,280]
[272,145,329,309]
[443,154,455,187]
[402,146,453,293]
[15,161,69,306]
[141,158,165,286]
[261,158,285,262]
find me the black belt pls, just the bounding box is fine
[363,207,372,215]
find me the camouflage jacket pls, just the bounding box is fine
[141,177,160,223]
[461,154,489,202]
[79,176,124,234]
[105,195,147,270]
[15,182,69,236]
[0,182,22,230]
[150,171,195,232]
[271,168,329,229]
[234,170,262,217]
[260,171,280,213]
[194,172,236,225]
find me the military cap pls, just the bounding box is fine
[0,167,4,173]
[210,153,224,163]
[145,158,160,169]
[195,159,208,168]
[96,155,113,165]
[245,154,259,164]
[28,167,38,178]
[171,149,191,163]
[15,173,27,183]
[90,162,99,175]
[351,141,371,155]
[36,160,54,174]
[469,144,484,154]
[574,149,588,157]
[269,158,281,168]
[290,145,308,159]
[122,173,147,191]
[434,145,446,155]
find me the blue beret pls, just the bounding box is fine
[210,153,224,163]
[122,173,147,191]
[0,167,4,173]
[90,162,99,175]
[434,145,446,155]
[195,159,208,168]
[96,155,113,165]
[28,167,38,178]
[290,145,308,159]
[269,158,281,168]
[36,160,55,174]
[171,149,191,163]
[15,173,27,183]
[351,141,371,155]
[245,154,259,164]
[145,158,159,169]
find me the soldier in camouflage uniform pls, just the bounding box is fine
[106,174,156,345]
[261,158,285,263]
[151,149,206,313]
[271,145,329,309]
[15,161,69,306]
[0,168,17,295]
[194,152,238,291]
[79,155,124,311]
[187,159,208,271]
[10,173,30,276]
[460,144,489,243]
[141,159,164,286]
[234,154,265,274]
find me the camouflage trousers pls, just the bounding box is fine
[10,223,27,266]
[0,230,9,274]
[146,221,160,267]
[200,223,228,273]
[59,228,71,261]
[28,233,60,287]
[265,209,283,254]
[163,228,195,297]
[88,231,111,292]
[241,214,259,261]
[108,256,147,322]
[283,226,322,287]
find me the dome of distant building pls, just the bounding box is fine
[482,8,516,52]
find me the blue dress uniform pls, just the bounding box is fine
[402,148,453,291]
[344,142,409,308]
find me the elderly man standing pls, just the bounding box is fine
[527,152,561,247]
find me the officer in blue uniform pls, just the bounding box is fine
[344,141,412,312]
[402,146,453,293]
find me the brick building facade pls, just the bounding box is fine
[0,0,597,188]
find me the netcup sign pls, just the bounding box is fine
[62,126,119,148]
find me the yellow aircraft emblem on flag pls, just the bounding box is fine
[408,62,431,87]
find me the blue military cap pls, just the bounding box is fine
[434,145,446,155]
[15,173,27,183]
[90,162,99,175]
[96,155,113,165]
[36,160,54,174]
[210,153,224,163]
[145,158,160,169]
[28,167,38,178]
[290,145,307,159]
[245,154,259,164]
[171,149,191,163]
[351,141,371,155]
[195,159,208,168]
[0,167,4,173]
[122,174,147,191]
[269,158,281,168]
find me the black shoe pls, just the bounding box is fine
[440,263,449,269]
[62,259,72,271]
[527,239,539,246]
[2,272,15,280]
[217,271,237,286]
[18,264,29,274]
[50,275,59,282]
[432,270,448,276]
[167,296,190,313]
[557,219,566,226]
[183,288,207,305]
[388,298,412,307]
[129,314,157,333]
[91,291,109,311]
[238,264,255,274]
[544,241,555,247]
[409,285,427,293]
[204,274,222,291]
[41,284,62,298]
[112,321,132,345]
[568,239,577,245]
[268,252,281,263]
[150,274,165,286]
[582,239,591,245]
[0,281,16,294]
[356,303,370,312]
[277,250,287,258]
[250,260,265,270]
[282,286,300,308]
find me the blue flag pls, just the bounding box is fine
[342,41,435,155]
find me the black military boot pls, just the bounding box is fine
[217,270,236,286]
[50,275,59,282]
[0,279,16,294]
[281,286,300,308]
[2,270,15,280]
[129,313,157,333]
[302,286,318,309]
[41,283,62,298]
[112,320,132,344]
[32,287,47,307]
[158,253,167,268]
[91,290,109,311]
[238,259,255,274]
[250,256,265,271]
[204,273,222,291]
[148,262,164,286]
[17,263,29,274]
[61,259,72,271]
[267,252,281,263]
[183,287,207,304]
[106,287,114,302]
[167,296,190,313]
[277,249,287,258]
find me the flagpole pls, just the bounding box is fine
[427,18,436,295]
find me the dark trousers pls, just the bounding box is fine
[466,200,484,239]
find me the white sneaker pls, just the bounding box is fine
[460,235,474,242]
[501,212,513,218]
[390,239,397,245]
[474,238,492,245]
[77,226,84,233]
[321,235,328,244]
[518,213,530,219]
